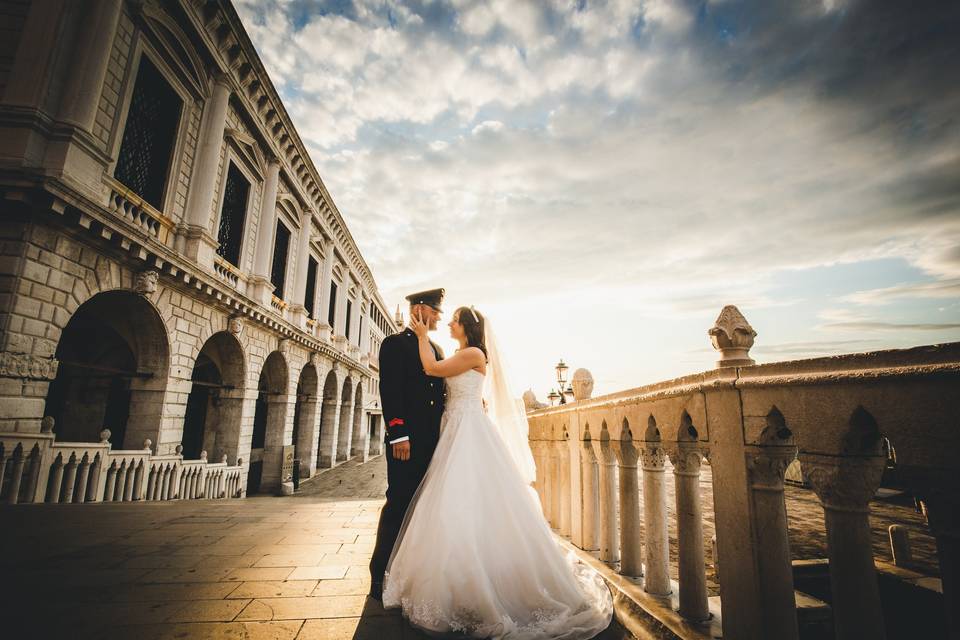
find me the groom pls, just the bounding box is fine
[368,288,447,601]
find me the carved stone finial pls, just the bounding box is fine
[709,305,757,367]
[200,450,208,461]
[175,444,184,456]
[143,438,152,451]
[221,454,228,463]
[228,315,243,336]
[134,270,159,296]
[41,416,55,433]
[99,428,111,443]
[571,369,594,401]
[522,389,547,411]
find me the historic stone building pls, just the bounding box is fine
[0,0,398,499]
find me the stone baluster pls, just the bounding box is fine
[146,467,157,501]
[74,454,90,504]
[24,447,42,504]
[594,429,620,563]
[746,444,801,640]
[668,445,710,622]
[550,442,562,529]
[104,463,117,501]
[641,445,671,595]
[913,488,960,640]
[612,433,643,577]
[558,438,572,537]
[160,466,170,500]
[6,445,26,504]
[803,454,887,640]
[47,454,64,503]
[115,461,128,501]
[87,454,102,502]
[124,463,136,501]
[62,453,78,503]
[580,436,600,552]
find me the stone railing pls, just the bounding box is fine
[213,256,241,288]
[527,306,959,640]
[105,176,173,247]
[0,427,246,504]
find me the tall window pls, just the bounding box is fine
[345,300,353,340]
[216,162,249,266]
[114,56,183,209]
[304,256,318,318]
[328,282,338,327]
[270,221,291,299]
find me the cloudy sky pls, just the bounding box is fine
[235,0,960,398]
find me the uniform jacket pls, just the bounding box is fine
[379,328,446,449]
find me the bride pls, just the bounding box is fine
[382,305,613,639]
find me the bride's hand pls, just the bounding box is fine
[410,310,429,339]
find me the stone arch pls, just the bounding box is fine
[350,380,366,460]
[181,331,246,464]
[677,410,698,442]
[317,369,339,469]
[336,375,354,462]
[247,350,289,494]
[620,416,632,441]
[44,290,170,449]
[292,362,320,478]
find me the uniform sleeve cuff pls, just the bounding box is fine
[388,436,409,444]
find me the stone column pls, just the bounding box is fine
[581,437,600,552]
[920,493,960,640]
[668,445,710,622]
[359,302,372,355]
[57,0,123,132]
[334,283,349,339]
[289,209,314,327]
[550,442,562,529]
[249,156,281,305]
[612,436,643,577]
[558,438,572,537]
[316,241,335,340]
[350,299,363,347]
[803,454,887,640]
[746,445,800,640]
[641,445,671,595]
[183,75,232,269]
[594,433,620,563]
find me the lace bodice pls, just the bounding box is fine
[444,369,485,412]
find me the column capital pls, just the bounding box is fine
[592,434,617,465]
[667,444,703,476]
[640,445,667,471]
[800,453,885,513]
[611,438,639,468]
[581,438,598,463]
[746,445,798,492]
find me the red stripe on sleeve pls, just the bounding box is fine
[388,418,404,427]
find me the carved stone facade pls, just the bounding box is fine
[0,0,396,493]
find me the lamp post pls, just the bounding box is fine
[547,389,561,406]
[555,359,569,405]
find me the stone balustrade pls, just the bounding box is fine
[0,431,246,505]
[105,176,172,246]
[526,306,960,640]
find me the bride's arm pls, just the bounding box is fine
[417,338,483,378]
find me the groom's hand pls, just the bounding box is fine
[392,440,411,461]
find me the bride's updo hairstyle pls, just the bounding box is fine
[456,306,487,360]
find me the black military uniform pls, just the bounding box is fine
[368,288,446,598]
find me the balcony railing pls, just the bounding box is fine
[526,306,959,640]
[104,176,174,247]
[0,425,244,504]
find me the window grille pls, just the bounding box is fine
[216,162,249,266]
[345,300,353,340]
[328,282,338,327]
[305,256,318,318]
[114,56,182,210]
[270,221,291,299]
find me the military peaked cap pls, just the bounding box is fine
[405,288,445,311]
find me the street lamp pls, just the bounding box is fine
[547,389,560,406]
[555,359,569,405]
[563,384,575,403]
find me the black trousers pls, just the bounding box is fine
[369,440,433,585]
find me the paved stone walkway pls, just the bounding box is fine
[0,454,936,638]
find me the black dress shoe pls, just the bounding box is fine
[368,582,383,601]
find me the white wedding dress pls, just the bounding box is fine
[382,369,613,639]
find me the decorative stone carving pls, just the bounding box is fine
[708,305,757,367]
[667,446,703,476]
[801,454,885,512]
[309,351,320,367]
[99,429,111,443]
[641,446,667,470]
[143,438,152,451]
[571,368,594,401]
[522,389,547,411]
[134,269,158,295]
[611,437,640,467]
[0,353,59,380]
[277,338,290,354]
[228,315,243,336]
[175,444,184,455]
[746,446,798,491]
[40,416,55,433]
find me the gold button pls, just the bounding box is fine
[429,401,435,406]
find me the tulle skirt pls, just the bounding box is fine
[382,404,613,639]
